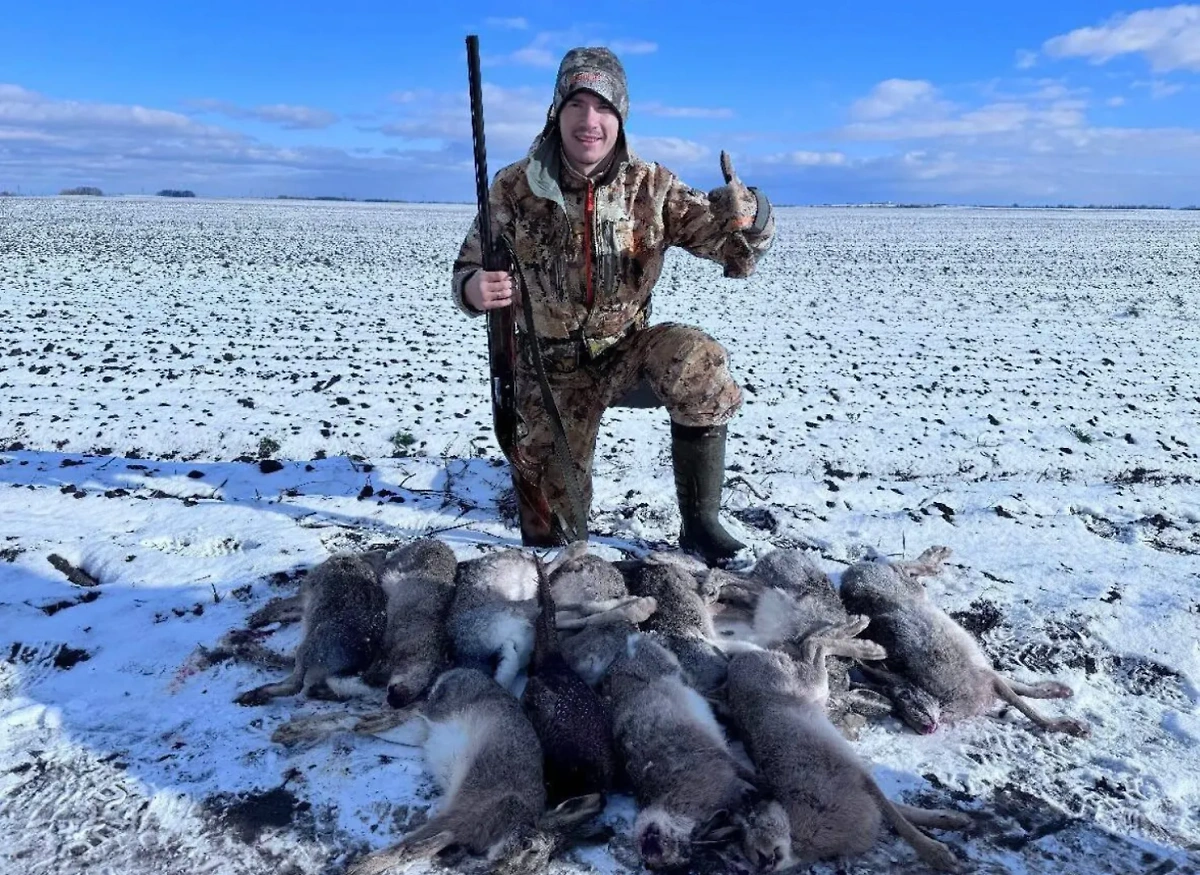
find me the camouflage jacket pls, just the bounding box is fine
[452,136,775,348]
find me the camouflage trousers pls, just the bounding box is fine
[509,322,743,536]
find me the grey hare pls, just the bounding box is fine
[605,633,787,871]
[234,551,387,705]
[361,537,458,708]
[347,667,603,875]
[727,624,971,872]
[840,547,1089,737]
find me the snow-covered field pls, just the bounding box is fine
[1,196,1198,875]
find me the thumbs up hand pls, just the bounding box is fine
[707,150,759,233]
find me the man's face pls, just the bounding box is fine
[558,90,620,173]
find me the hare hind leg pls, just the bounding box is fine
[892,803,973,831]
[866,781,962,872]
[897,546,952,578]
[993,676,1089,736]
[271,711,363,747]
[246,594,304,628]
[235,670,303,706]
[347,829,456,875]
[1003,676,1073,699]
[556,596,657,629]
[797,616,887,664]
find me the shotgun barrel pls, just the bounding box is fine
[466,34,518,458]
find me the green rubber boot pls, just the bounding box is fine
[671,422,747,567]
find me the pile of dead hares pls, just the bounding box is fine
[220,540,1090,873]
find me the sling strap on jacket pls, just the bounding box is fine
[503,237,589,544]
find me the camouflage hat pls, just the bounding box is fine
[553,47,629,124]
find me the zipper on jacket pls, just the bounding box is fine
[583,180,595,308]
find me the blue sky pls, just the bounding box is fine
[2,1,1199,204]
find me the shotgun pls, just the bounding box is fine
[464,35,585,544]
[466,34,518,460]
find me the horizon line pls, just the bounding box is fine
[3,192,1199,211]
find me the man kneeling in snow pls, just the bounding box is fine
[453,46,775,567]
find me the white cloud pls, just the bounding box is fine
[976,78,1091,105]
[486,17,528,29]
[849,79,947,121]
[187,98,338,129]
[1016,49,1039,69]
[629,135,710,165]
[1042,5,1200,71]
[250,104,338,129]
[5,69,1200,207]
[494,30,577,68]
[841,77,1089,142]
[635,101,734,119]
[898,150,965,180]
[389,90,431,105]
[510,46,559,68]
[810,72,1200,204]
[0,127,57,143]
[609,39,658,55]
[4,87,231,138]
[1030,82,1074,101]
[0,84,40,102]
[0,83,466,199]
[493,29,659,68]
[482,84,550,120]
[763,150,850,167]
[1149,79,1185,97]
[375,84,547,152]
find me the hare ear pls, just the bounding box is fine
[731,760,761,788]
[699,825,740,843]
[739,783,766,808]
[703,566,739,592]
[540,793,605,830]
[698,808,738,841]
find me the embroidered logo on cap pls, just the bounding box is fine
[569,71,610,90]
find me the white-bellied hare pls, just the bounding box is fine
[710,547,895,730]
[447,544,582,691]
[346,667,602,875]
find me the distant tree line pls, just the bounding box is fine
[276,194,356,202]
[60,186,103,196]
[1043,203,1174,210]
[824,201,1200,211]
[273,194,415,203]
[157,189,196,198]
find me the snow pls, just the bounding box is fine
[1,196,1198,874]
